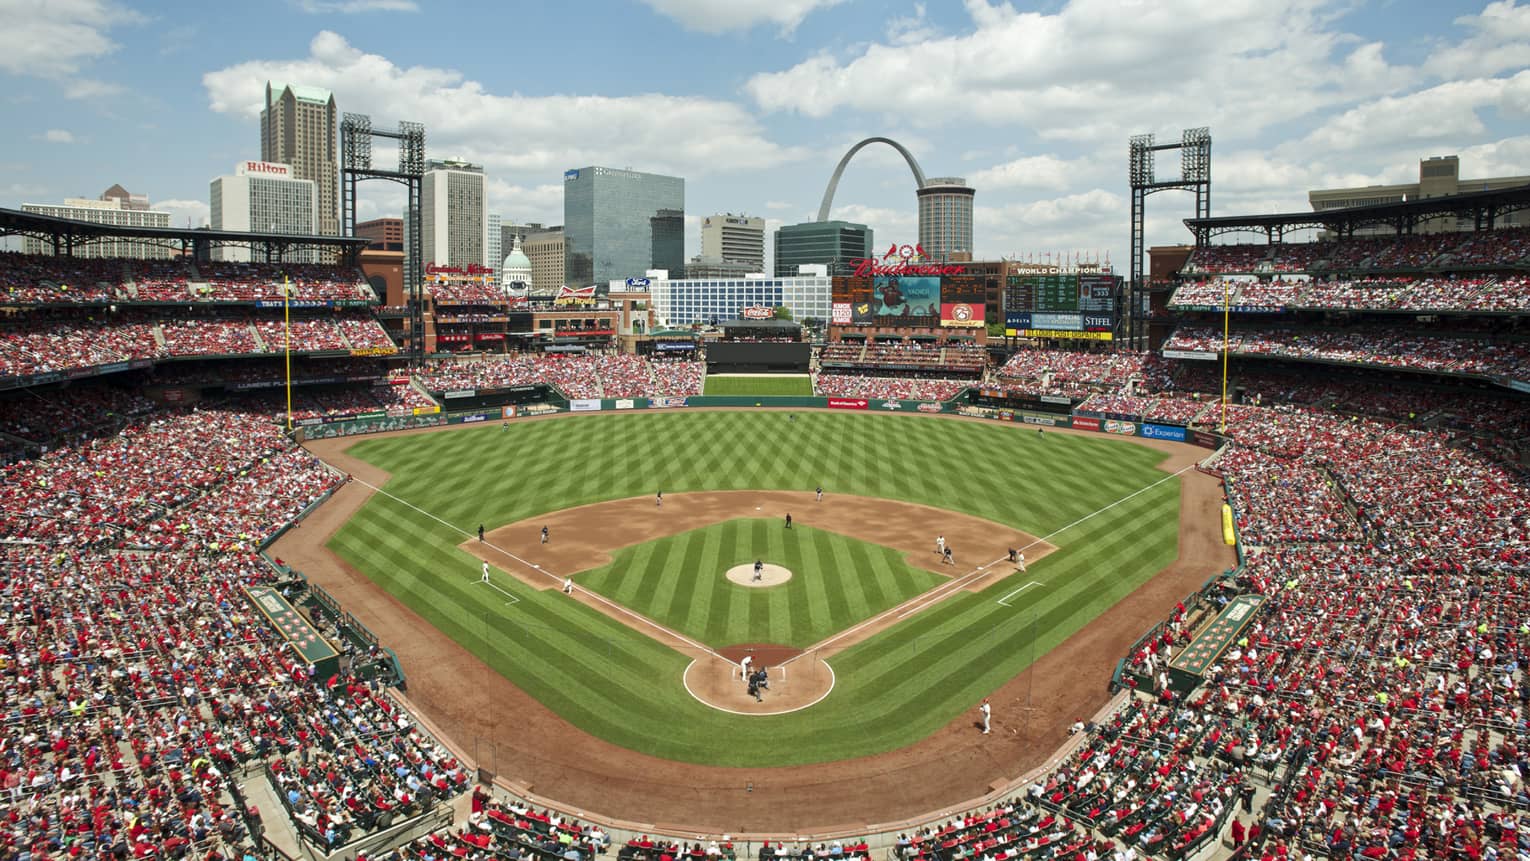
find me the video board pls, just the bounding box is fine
[1003,273,1120,338]
[830,275,986,328]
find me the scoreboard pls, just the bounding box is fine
[1004,273,1121,339]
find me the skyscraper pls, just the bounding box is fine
[486,213,502,271]
[701,214,766,271]
[208,160,319,261]
[774,220,874,278]
[524,228,565,294]
[917,177,975,261]
[421,158,487,268]
[563,166,684,287]
[260,82,338,236]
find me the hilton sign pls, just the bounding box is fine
[850,243,966,277]
[237,160,292,177]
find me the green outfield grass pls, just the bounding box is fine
[578,521,945,648]
[329,410,1182,767]
[703,374,814,396]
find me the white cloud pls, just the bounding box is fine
[886,3,937,45]
[203,32,806,179]
[746,0,1414,142]
[0,0,141,86]
[1300,71,1530,152]
[37,129,76,144]
[968,155,1084,191]
[156,199,210,229]
[639,0,844,35]
[1425,0,1530,79]
[296,0,419,12]
[764,200,794,210]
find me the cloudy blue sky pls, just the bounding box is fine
[1,0,1528,269]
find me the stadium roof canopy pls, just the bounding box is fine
[1183,183,1530,244]
[0,207,368,258]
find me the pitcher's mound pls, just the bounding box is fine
[726,562,791,587]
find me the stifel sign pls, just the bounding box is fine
[850,243,966,278]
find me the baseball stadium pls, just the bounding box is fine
[3,137,1530,861]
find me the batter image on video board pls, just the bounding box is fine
[873,276,940,319]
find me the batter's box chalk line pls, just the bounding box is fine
[997,581,1044,607]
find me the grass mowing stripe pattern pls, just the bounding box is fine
[332,411,1182,767]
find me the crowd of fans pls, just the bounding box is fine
[428,281,506,306]
[1179,227,1530,275]
[1,311,397,378]
[995,351,1148,399]
[0,395,482,859]
[413,354,705,400]
[1170,275,1530,313]
[819,341,986,377]
[815,374,970,401]
[1164,325,1530,380]
[0,253,374,305]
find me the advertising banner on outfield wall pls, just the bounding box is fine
[615,399,635,410]
[569,399,601,412]
[1191,429,1223,448]
[828,398,869,410]
[1162,350,1217,361]
[832,302,853,324]
[1141,423,1188,441]
[1020,329,1113,341]
[1071,415,1100,431]
[501,406,518,419]
[1104,420,1137,435]
[650,397,687,408]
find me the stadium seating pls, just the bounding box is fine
[1170,275,1530,313]
[816,374,970,401]
[413,354,704,400]
[1163,325,1530,379]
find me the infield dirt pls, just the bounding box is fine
[277,412,1233,834]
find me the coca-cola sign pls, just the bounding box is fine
[740,306,774,320]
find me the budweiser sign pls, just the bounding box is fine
[426,263,495,277]
[850,243,966,277]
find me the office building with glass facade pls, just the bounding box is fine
[773,220,873,278]
[563,166,685,288]
[636,274,833,326]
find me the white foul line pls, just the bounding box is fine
[477,578,522,605]
[996,581,1042,607]
[345,475,723,660]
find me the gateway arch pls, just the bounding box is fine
[816,137,927,223]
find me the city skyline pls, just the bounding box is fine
[1,1,1528,270]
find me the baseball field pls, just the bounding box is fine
[319,410,1181,767]
[702,374,815,396]
[280,408,1232,830]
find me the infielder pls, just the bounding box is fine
[815,486,823,502]
[482,561,490,583]
[562,577,574,595]
[541,526,549,544]
[980,699,991,734]
[656,491,662,508]
[936,535,945,555]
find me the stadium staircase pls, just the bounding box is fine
[250,325,269,352]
